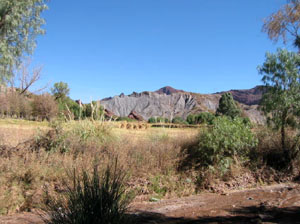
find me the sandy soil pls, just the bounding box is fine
[1,183,300,224]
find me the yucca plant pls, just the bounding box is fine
[43,162,133,224]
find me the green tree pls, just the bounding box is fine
[186,112,215,125]
[0,0,48,82]
[148,117,169,123]
[258,49,300,156]
[186,114,196,124]
[51,82,70,101]
[216,93,241,119]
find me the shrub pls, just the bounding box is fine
[172,117,188,125]
[43,163,133,224]
[252,127,300,171]
[69,120,112,144]
[148,117,169,123]
[33,120,112,153]
[31,93,58,121]
[197,116,257,175]
[187,112,215,125]
[116,117,136,122]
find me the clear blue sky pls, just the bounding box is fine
[33,0,290,102]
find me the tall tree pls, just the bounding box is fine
[216,92,241,119]
[262,0,300,49]
[51,82,70,101]
[258,49,300,157]
[0,0,48,83]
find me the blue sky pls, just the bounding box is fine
[33,0,289,102]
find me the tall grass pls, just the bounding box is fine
[0,121,198,214]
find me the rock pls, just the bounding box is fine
[101,91,198,120]
[128,111,144,121]
[149,197,160,202]
[216,86,267,106]
[104,109,115,118]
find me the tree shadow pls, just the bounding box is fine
[130,205,300,223]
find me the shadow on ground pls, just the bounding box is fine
[132,205,300,224]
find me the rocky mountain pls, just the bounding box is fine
[155,86,184,95]
[216,86,266,106]
[100,86,266,123]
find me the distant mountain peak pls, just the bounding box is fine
[155,86,184,95]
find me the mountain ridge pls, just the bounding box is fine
[100,85,265,123]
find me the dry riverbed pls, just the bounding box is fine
[1,183,300,224]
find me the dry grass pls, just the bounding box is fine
[0,118,49,147]
[1,119,298,215]
[0,119,199,215]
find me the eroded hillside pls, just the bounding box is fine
[100,86,266,123]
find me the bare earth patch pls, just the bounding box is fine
[1,183,300,224]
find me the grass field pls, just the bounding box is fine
[0,118,296,216]
[0,119,199,215]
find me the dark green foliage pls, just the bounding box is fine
[43,163,133,224]
[116,117,136,122]
[187,112,215,125]
[172,117,188,125]
[148,117,156,123]
[216,93,241,119]
[67,100,81,120]
[242,117,251,126]
[197,116,257,175]
[82,102,104,120]
[148,117,169,123]
[82,103,92,118]
[258,49,300,156]
[186,114,196,124]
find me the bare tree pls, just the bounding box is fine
[9,59,48,95]
[263,0,300,49]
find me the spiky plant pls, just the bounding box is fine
[43,162,133,224]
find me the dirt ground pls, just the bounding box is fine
[1,183,300,224]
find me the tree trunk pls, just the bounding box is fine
[281,125,286,152]
[281,119,290,164]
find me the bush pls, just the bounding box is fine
[148,117,169,123]
[43,163,133,224]
[69,120,112,144]
[116,117,136,122]
[172,117,188,125]
[252,127,300,171]
[33,120,112,153]
[187,112,215,125]
[197,116,257,175]
[32,93,58,121]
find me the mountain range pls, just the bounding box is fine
[100,86,266,123]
